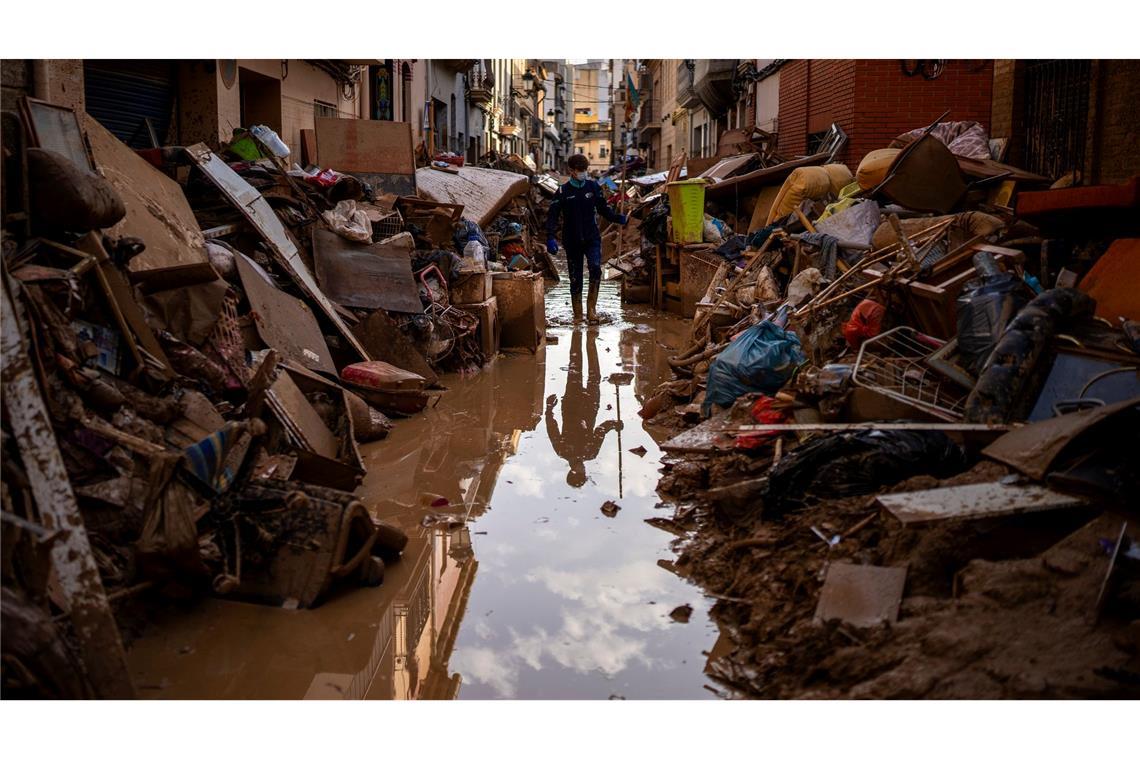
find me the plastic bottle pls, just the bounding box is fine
[250,125,290,159]
[462,240,487,273]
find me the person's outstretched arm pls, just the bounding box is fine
[594,183,628,226]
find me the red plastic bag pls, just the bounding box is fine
[843,299,886,348]
[736,395,788,450]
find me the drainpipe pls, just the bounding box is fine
[463,72,470,160]
[32,60,51,102]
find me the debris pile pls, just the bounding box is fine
[619,114,1140,697]
[0,101,551,697]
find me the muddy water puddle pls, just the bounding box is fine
[126,277,718,699]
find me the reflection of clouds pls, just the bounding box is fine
[500,461,546,497]
[451,647,519,698]
[454,560,680,697]
[474,618,495,640]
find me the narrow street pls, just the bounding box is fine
[126,275,719,699]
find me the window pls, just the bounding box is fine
[314,100,337,119]
[600,145,608,158]
[576,146,584,154]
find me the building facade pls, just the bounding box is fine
[571,59,612,172]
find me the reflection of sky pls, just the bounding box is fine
[448,303,717,699]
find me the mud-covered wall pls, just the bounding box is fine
[2,60,85,112]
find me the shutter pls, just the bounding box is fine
[84,60,175,148]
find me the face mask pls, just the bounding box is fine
[575,171,588,182]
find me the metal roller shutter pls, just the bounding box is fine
[83,60,175,148]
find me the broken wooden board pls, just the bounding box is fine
[311,227,421,313]
[814,562,907,628]
[876,482,1085,526]
[234,252,336,375]
[983,397,1140,480]
[314,118,416,196]
[185,143,370,364]
[80,113,210,276]
[415,166,529,228]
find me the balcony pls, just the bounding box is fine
[677,61,700,108]
[693,59,737,115]
[638,101,660,137]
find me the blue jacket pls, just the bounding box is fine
[546,179,626,246]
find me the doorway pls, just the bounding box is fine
[239,67,282,132]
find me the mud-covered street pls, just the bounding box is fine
[125,276,721,699]
[3,48,1139,721]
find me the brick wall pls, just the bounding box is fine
[776,59,856,162]
[1091,59,1140,184]
[779,59,994,168]
[850,59,994,163]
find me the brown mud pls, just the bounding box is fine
[657,451,1140,698]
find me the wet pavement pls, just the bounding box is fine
[126,273,719,699]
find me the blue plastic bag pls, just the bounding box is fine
[453,219,489,251]
[703,322,805,415]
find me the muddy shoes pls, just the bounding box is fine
[587,280,600,324]
[571,293,584,323]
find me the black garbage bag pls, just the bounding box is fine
[955,271,1031,375]
[965,288,1095,424]
[641,201,671,246]
[761,428,968,517]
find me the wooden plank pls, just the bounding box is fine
[1,274,135,698]
[815,563,907,627]
[876,482,1084,526]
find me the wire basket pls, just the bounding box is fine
[373,210,404,241]
[852,326,967,421]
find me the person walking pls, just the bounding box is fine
[546,154,629,324]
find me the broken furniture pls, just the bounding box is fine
[491,271,544,351]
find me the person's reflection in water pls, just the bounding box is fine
[546,328,623,487]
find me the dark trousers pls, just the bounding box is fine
[565,239,602,298]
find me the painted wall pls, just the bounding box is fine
[754,61,780,133]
